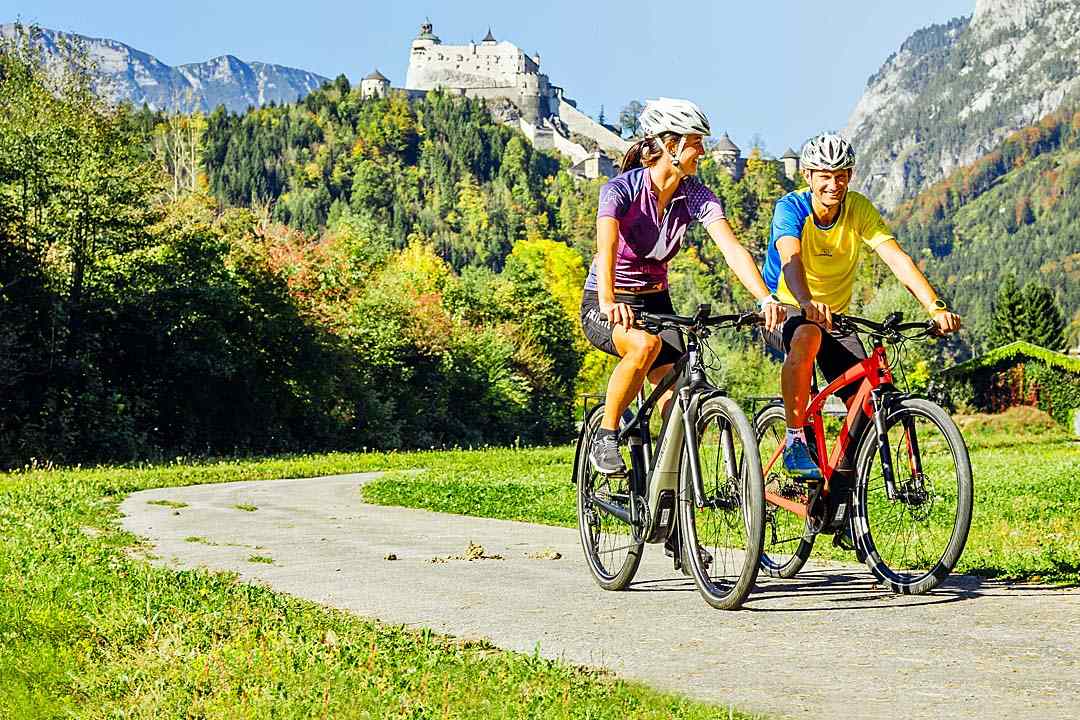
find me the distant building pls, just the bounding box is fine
[394,20,628,177]
[569,151,618,182]
[360,69,390,99]
[781,147,800,181]
[711,133,745,181]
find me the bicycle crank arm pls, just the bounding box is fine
[590,495,632,525]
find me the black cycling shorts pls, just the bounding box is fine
[580,289,685,371]
[762,306,867,403]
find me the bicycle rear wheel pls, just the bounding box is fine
[755,404,815,578]
[851,398,973,594]
[575,404,644,590]
[678,396,764,610]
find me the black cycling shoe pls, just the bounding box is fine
[589,431,627,475]
[665,539,713,576]
[832,524,857,551]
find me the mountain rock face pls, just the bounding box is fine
[844,0,1080,210]
[0,24,329,113]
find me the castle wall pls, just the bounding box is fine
[557,98,631,160]
[407,41,526,91]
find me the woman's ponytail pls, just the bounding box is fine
[621,138,649,173]
[620,133,679,173]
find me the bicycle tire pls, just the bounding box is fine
[755,404,816,578]
[678,395,765,610]
[574,403,644,590]
[850,397,973,594]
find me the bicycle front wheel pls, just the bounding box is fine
[851,398,973,594]
[575,404,644,590]
[678,395,765,610]
[755,404,816,578]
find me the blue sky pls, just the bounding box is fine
[8,0,974,153]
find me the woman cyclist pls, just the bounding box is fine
[580,97,785,476]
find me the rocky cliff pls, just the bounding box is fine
[844,0,1080,210]
[0,24,329,113]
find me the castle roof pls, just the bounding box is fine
[714,133,740,154]
[416,21,440,42]
[781,147,799,159]
[482,27,496,43]
[364,69,389,82]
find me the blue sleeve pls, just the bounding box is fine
[771,195,805,241]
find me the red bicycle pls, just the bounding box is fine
[755,312,973,594]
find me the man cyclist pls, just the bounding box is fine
[762,132,961,495]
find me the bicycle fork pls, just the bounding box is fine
[871,389,900,501]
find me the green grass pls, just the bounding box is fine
[247,555,274,564]
[233,503,258,512]
[0,452,759,719]
[146,499,188,509]
[363,413,1080,584]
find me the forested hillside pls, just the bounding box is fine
[889,105,1080,349]
[0,30,797,467]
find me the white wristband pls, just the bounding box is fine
[757,294,780,309]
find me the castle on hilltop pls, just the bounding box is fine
[361,22,628,179]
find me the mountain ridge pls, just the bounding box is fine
[844,0,1080,211]
[0,23,330,113]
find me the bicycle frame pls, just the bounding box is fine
[763,339,904,520]
[610,330,720,544]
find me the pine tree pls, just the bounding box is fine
[1019,282,1066,350]
[988,274,1025,348]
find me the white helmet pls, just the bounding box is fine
[639,97,711,138]
[800,133,856,171]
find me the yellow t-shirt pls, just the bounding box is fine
[763,190,894,313]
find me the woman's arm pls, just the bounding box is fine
[706,219,785,331]
[596,216,634,329]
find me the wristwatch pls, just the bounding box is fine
[927,298,948,314]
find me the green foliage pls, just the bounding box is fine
[0,35,585,465]
[942,341,1080,426]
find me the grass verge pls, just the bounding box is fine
[1,453,761,719]
[363,411,1080,584]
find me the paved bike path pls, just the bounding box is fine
[120,473,1080,720]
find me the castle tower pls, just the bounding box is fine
[781,147,800,181]
[482,28,497,45]
[405,21,441,89]
[712,133,744,180]
[361,69,390,99]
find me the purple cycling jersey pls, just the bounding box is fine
[583,166,726,291]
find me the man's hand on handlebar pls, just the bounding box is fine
[800,299,832,330]
[760,302,786,333]
[600,300,635,330]
[931,310,961,335]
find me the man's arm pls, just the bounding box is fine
[874,239,961,333]
[705,219,785,332]
[777,235,832,328]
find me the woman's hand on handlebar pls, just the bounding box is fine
[600,299,635,330]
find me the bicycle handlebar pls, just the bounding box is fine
[833,312,939,340]
[635,308,762,333]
